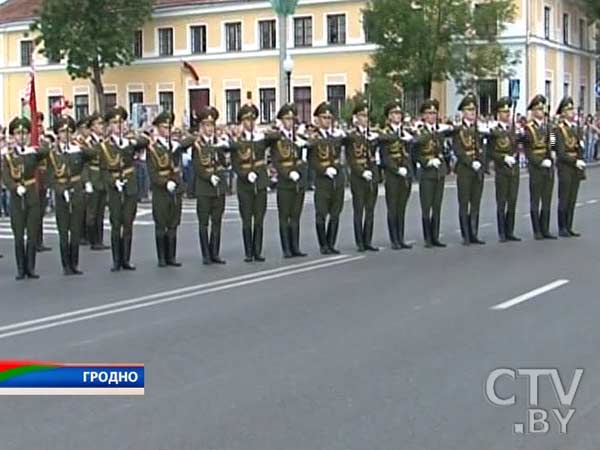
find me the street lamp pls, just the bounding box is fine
[283,54,294,104]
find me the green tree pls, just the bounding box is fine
[364,0,520,99]
[31,0,153,114]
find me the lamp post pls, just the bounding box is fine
[283,54,294,104]
[270,0,299,109]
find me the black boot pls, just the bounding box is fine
[505,210,521,241]
[354,214,365,252]
[60,238,74,275]
[156,235,167,267]
[431,217,446,247]
[531,211,544,240]
[540,209,557,239]
[199,227,212,264]
[316,222,330,255]
[15,239,26,280]
[279,225,293,258]
[327,219,340,254]
[121,235,136,270]
[70,239,83,275]
[397,217,412,249]
[290,224,306,257]
[167,234,182,267]
[558,209,570,237]
[242,226,253,262]
[469,212,485,245]
[363,216,379,252]
[497,210,507,242]
[209,227,226,264]
[566,208,580,237]
[459,212,471,246]
[422,217,433,248]
[253,225,265,262]
[95,218,110,250]
[388,216,400,250]
[26,240,39,279]
[110,234,121,272]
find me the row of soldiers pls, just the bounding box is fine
[0,92,587,279]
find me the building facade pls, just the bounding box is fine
[0,0,597,128]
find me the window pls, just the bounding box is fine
[158,28,173,56]
[474,4,498,38]
[294,17,312,47]
[129,91,144,116]
[544,7,551,40]
[226,22,242,52]
[363,18,372,43]
[104,93,117,111]
[579,19,586,49]
[132,30,143,59]
[579,86,585,111]
[47,52,61,64]
[563,82,570,97]
[563,13,569,45]
[259,20,276,50]
[327,14,346,45]
[326,84,346,117]
[545,80,552,107]
[293,87,311,124]
[74,95,89,122]
[48,96,62,128]
[259,88,276,123]
[477,79,498,116]
[225,89,241,124]
[403,87,424,117]
[20,40,33,67]
[190,25,207,54]
[159,91,174,113]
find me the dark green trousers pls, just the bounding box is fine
[196,194,226,261]
[529,166,554,236]
[495,169,519,239]
[86,188,107,247]
[314,177,345,250]
[419,176,444,242]
[55,188,84,271]
[557,166,582,233]
[277,187,305,255]
[385,176,411,245]
[456,165,485,241]
[238,188,267,258]
[10,190,40,276]
[350,177,378,248]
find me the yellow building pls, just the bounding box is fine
[0,0,377,128]
[0,0,597,128]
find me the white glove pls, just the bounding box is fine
[504,155,516,167]
[115,179,125,192]
[398,167,408,177]
[362,170,373,181]
[166,180,177,193]
[541,158,553,168]
[325,167,338,179]
[294,138,307,148]
[472,161,482,172]
[63,190,70,203]
[247,171,258,184]
[366,132,379,142]
[289,171,300,182]
[84,181,94,194]
[576,159,587,170]
[16,185,27,197]
[210,175,221,187]
[550,134,557,147]
[428,158,441,169]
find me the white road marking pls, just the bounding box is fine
[0,255,364,340]
[586,199,598,204]
[490,279,570,311]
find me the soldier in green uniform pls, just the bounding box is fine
[75,116,90,246]
[144,112,184,267]
[46,116,90,275]
[36,112,52,253]
[523,95,557,240]
[378,99,413,249]
[230,102,269,262]
[344,100,380,252]
[453,93,486,245]
[266,103,308,258]
[100,106,141,271]
[554,96,586,237]
[307,102,346,254]
[415,99,452,248]
[1,117,49,279]
[82,113,110,251]
[183,106,228,264]
[490,97,521,242]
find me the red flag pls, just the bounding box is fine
[24,65,39,147]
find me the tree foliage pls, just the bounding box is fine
[364,0,520,98]
[341,75,402,127]
[31,0,153,113]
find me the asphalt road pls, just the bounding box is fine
[0,166,599,449]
